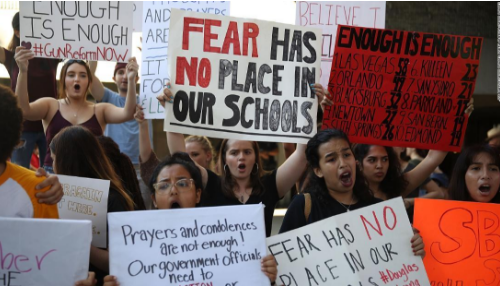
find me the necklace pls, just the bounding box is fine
[72,104,84,118]
[337,195,354,212]
[237,188,252,204]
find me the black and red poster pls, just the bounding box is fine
[322,25,482,152]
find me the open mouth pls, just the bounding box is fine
[237,163,246,172]
[340,171,353,187]
[479,185,491,195]
[170,202,181,209]
[74,84,81,92]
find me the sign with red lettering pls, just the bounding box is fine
[322,26,482,152]
[414,199,500,286]
[20,1,133,61]
[0,217,91,285]
[141,1,230,119]
[296,1,386,87]
[266,198,430,286]
[165,9,322,144]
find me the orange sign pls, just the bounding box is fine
[414,198,500,286]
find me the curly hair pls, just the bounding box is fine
[304,129,375,205]
[97,136,146,210]
[352,144,408,199]
[0,84,23,163]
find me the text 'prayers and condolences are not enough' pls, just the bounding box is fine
[165,9,322,144]
[322,25,482,152]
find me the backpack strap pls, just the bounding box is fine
[304,193,311,222]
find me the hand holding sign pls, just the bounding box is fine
[126,57,139,81]
[35,168,64,205]
[14,46,34,73]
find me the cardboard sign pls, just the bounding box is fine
[0,217,91,286]
[108,204,269,286]
[414,199,500,286]
[322,26,482,152]
[20,1,133,62]
[295,1,386,87]
[57,175,110,248]
[266,198,430,286]
[165,9,322,144]
[133,1,143,32]
[141,2,229,119]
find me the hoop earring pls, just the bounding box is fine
[223,164,228,175]
[252,163,259,175]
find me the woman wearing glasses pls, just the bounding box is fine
[102,152,278,285]
[14,46,138,173]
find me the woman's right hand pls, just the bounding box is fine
[311,83,333,112]
[103,275,119,286]
[156,82,173,108]
[14,46,34,73]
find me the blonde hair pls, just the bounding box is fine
[185,135,214,169]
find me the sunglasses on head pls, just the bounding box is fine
[66,59,86,65]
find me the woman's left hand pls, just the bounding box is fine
[126,57,139,81]
[35,168,63,204]
[261,254,277,284]
[411,227,425,258]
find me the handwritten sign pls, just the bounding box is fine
[133,1,143,32]
[19,1,133,62]
[141,2,229,119]
[108,204,269,286]
[0,217,91,286]
[165,9,322,144]
[296,1,386,87]
[414,199,500,286]
[266,198,430,286]
[322,26,482,152]
[57,175,110,248]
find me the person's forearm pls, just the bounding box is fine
[123,81,137,119]
[15,70,32,116]
[139,121,152,163]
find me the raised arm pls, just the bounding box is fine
[0,47,5,64]
[402,150,447,197]
[102,57,138,124]
[135,105,153,163]
[404,179,445,209]
[88,61,105,102]
[276,143,307,198]
[158,84,210,188]
[14,47,52,121]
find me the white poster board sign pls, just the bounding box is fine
[295,1,386,87]
[57,175,110,248]
[109,204,269,286]
[133,1,143,32]
[141,1,229,119]
[165,9,322,143]
[266,198,430,286]
[0,218,91,286]
[20,1,133,62]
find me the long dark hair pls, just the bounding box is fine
[449,144,500,203]
[352,144,408,199]
[7,12,19,52]
[149,152,203,196]
[50,126,134,211]
[97,136,146,210]
[304,129,374,205]
[218,139,265,199]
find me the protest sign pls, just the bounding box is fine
[266,197,430,286]
[141,2,229,119]
[133,1,143,32]
[165,9,322,143]
[0,217,91,286]
[322,26,482,152]
[414,198,500,286]
[108,204,269,286]
[19,1,133,61]
[57,175,110,248]
[296,1,386,87]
